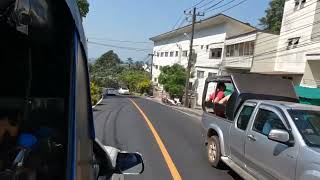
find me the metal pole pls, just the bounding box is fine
[184,7,196,107]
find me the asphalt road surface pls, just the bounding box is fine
[93,95,242,180]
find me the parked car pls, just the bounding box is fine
[105,88,117,96]
[118,87,130,95]
[0,0,144,179]
[201,74,320,180]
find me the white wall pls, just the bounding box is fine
[275,0,319,73]
[251,32,279,72]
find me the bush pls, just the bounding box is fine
[90,81,102,105]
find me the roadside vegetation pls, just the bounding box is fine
[88,50,151,105]
[158,64,187,99]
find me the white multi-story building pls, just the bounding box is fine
[251,0,320,88]
[150,14,256,105]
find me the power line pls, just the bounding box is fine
[219,0,249,13]
[87,37,152,44]
[202,0,225,11]
[88,41,152,52]
[197,0,218,9]
[185,0,207,11]
[202,0,237,13]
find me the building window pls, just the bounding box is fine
[208,72,216,78]
[160,52,164,57]
[201,45,204,49]
[226,41,254,57]
[182,50,188,57]
[170,51,174,57]
[154,78,157,82]
[295,0,306,10]
[206,45,209,51]
[175,51,179,57]
[165,52,168,57]
[197,71,204,79]
[154,65,158,69]
[239,43,244,56]
[287,37,300,50]
[157,52,159,57]
[301,0,306,8]
[209,48,222,59]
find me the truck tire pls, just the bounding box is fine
[207,136,221,167]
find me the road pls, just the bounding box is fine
[93,95,242,180]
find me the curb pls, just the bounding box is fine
[92,96,104,108]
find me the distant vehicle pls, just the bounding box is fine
[105,88,117,96]
[201,74,320,180]
[118,87,130,95]
[0,0,144,179]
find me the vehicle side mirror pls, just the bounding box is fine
[114,152,144,175]
[268,129,290,144]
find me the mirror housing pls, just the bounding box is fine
[268,129,290,144]
[114,152,144,175]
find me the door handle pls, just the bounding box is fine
[247,134,256,141]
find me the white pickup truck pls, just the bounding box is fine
[201,74,320,180]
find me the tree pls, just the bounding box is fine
[158,64,186,98]
[77,0,89,17]
[259,0,285,33]
[90,51,123,87]
[119,69,151,93]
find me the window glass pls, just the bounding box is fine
[182,51,188,57]
[209,48,222,59]
[253,109,286,136]
[175,51,178,57]
[244,42,250,56]
[170,51,174,57]
[76,45,94,180]
[208,72,216,78]
[165,52,168,57]
[230,45,234,57]
[197,71,204,79]
[288,110,320,147]
[234,44,239,56]
[237,105,255,130]
[160,52,164,57]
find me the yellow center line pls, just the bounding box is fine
[130,99,182,180]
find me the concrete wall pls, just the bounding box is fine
[275,0,318,73]
[303,60,320,87]
[251,32,279,72]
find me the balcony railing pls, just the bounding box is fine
[223,56,253,69]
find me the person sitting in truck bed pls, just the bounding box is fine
[209,82,226,103]
[208,83,226,117]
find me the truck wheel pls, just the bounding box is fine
[207,136,221,167]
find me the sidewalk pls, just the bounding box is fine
[144,96,203,118]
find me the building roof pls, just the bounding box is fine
[150,13,257,42]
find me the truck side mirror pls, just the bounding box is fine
[115,152,144,175]
[268,129,290,144]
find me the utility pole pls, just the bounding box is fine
[184,7,204,107]
[148,53,155,80]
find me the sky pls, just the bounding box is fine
[83,0,270,62]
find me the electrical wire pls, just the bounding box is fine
[87,37,152,44]
[202,0,225,12]
[88,41,151,52]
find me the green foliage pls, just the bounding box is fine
[77,0,89,17]
[259,0,285,33]
[119,69,151,93]
[158,64,186,97]
[90,81,102,105]
[90,50,123,88]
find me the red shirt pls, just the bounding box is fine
[209,91,225,102]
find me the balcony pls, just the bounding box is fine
[223,56,253,69]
